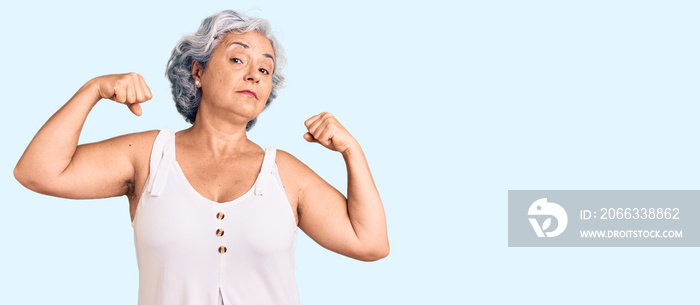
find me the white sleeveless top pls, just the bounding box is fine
[131,129,300,305]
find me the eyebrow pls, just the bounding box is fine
[228,41,275,62]
[228,41,250,49]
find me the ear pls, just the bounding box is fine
[191,60,203,87]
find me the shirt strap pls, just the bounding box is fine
[254,147,277,196]
[147,129,175,197]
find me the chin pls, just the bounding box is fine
[231,109,264,124]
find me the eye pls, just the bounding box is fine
[259,68,269,75]
[231,58,242,63]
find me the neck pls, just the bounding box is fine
[181,107,253,157]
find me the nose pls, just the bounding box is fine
[244,65,260,83]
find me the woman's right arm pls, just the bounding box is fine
[14,73,153,199]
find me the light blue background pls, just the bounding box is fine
[2,0,698,304]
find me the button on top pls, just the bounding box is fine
[216,228,225,236]
[219,246,227,253]
[216,212,225,220]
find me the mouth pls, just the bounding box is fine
[236,90,257,99]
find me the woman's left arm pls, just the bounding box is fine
[280,112,388,261]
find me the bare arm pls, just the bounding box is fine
[14,73,152,199]
[285,112,388,261]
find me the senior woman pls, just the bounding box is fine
[14,10,388,305]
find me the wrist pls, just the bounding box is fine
[341,140,362,159]
[82,77,102,100]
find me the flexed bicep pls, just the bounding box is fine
[276,149,375,261]
[14,74,155,199]
[52,131,158,199]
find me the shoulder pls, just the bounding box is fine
[273,149,323,209]
[79,129,160,157]
[273,149,316,187]
[116,129,161,145]
[274,149,313,176]
[103,129,160,144]
[90,130,161,173]
[274,149,328,191]
[274,149,301,166]
[106,130,161,157]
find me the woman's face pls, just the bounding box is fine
[194,31,275,125]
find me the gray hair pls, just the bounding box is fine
[166,10,286,131]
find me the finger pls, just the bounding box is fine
[128,103,143,116]
[303,132,317,143]
[306,115,325,136]
[114,85,126,104]
[138,74,152,100]
[126,78,137,104]
[311,123,329,145]
[133,74,145,102]
[316,125,334,146]
[304,113,322,129]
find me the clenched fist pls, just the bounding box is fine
[304,112,359,154]
[91,72,152,116]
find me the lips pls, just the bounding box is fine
[236,90,257,99]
